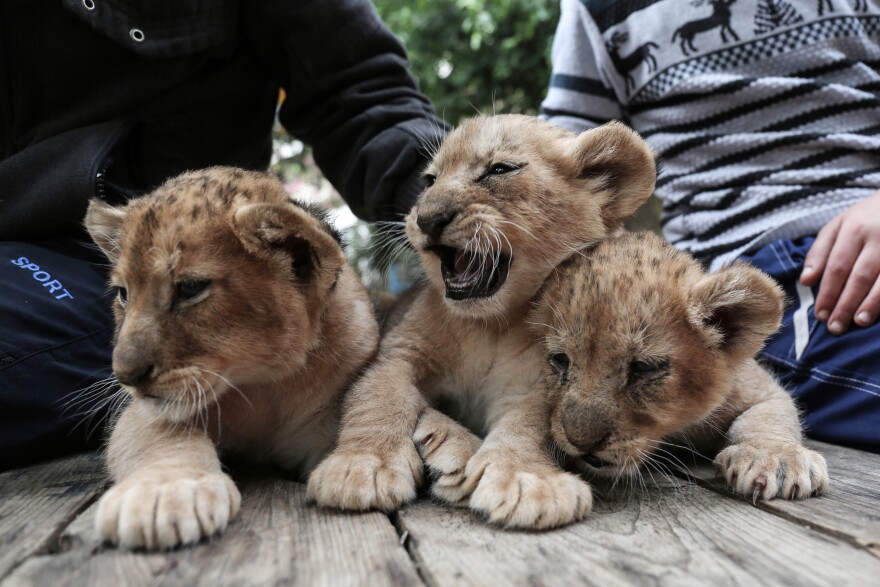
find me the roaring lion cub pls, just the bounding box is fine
[85,167,378,549]
[531,231,828,501]
[308,115,657,528]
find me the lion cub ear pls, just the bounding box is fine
[569,121,656,227]
[233,202,345,297]
[85,199,128,263]
[687,263,784,364]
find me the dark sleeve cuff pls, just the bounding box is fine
[390,171,425,221]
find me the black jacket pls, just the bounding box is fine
[0,0,447,241]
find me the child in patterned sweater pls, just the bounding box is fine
[541,0,880,451]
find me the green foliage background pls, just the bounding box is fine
[374,0,560,124]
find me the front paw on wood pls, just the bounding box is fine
[413,409,483,506]
[464,450,593,530]
[715,443,829,501]
[95,473,241,550]
[306,443,423,511]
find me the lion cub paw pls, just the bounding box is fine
[95,473,241,550]
[465,450,592,529]
[715,443,828,501]
[413,409,483,506]
[306,443,423,511]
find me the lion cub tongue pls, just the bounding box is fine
[451,250,482,285]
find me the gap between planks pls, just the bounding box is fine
[0,452,109,582]
[397,475,880,587]
[2,477,425,587]
[681,440,880,557]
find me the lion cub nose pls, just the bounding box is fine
[563,411,612,455]
[571,432,611,457]
[417,211,456,241]
[115,363,155,387]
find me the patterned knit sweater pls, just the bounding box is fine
[541,0,880,270]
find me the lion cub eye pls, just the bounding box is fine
[175,279,211,306]
[548,352,570,373]
[422,174,437,187]
[115,286,128,307]
[487,163,520,176]
[628,359,670,384]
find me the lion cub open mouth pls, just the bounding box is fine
[429,245,510,299]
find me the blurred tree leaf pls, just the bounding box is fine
[374,0,560,124]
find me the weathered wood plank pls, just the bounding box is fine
[0,452,107,581]
[8,443,879,586]
[687,440,880,553]
[3,478,422,587]
[398,476,880,587]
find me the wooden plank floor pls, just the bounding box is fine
[1,440,878,587]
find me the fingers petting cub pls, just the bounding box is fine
[85,167,378,549]
[530,231,828,504]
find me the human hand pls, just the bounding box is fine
[801,191,880,335]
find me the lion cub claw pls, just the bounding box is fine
[307,444,423,511]
[95,472,241,550]
[715,443,829,501]
[413,409,483,506]
[464,449,593,529]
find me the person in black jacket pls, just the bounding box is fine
[0,0,447,470]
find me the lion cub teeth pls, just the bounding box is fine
[451,250,481,284]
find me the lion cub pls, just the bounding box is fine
[532,231,828,501]
[308,116,657,529]
[85,167,378,549]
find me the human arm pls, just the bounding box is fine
[539,0,623,133]
[243,0,447,222]
[800,191,880,334]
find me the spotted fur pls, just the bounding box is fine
[85,166,378,549]
[532,231,829,502]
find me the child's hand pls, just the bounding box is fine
[801,191,880,334]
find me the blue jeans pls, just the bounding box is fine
[0,239,114,470]
[741,237,880,453]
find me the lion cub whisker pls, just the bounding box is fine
[59,375,120,414]
[61,376,129,439]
